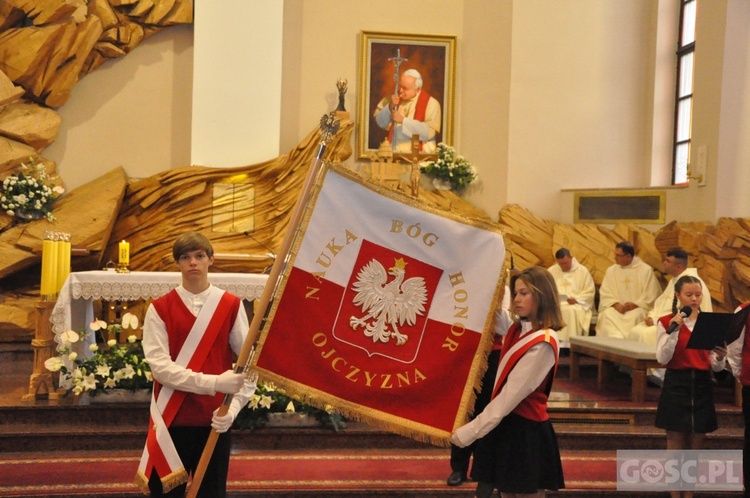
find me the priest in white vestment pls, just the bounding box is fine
[548,248,596,348]
[629,248,712,344]
[596,242,661,339]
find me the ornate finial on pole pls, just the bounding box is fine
[335,79,348,112]
[388,48,408,98]
[318,112,341,147]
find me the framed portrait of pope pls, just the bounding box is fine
[357,31,456,160]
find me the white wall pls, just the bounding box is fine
[191,1,283,167]
[507,0,657,220]
[44,26,194,188]
[716,0,750,218]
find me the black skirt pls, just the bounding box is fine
[655,368,718,433]
[470,412,565,493]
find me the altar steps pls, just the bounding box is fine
[1,343,745,497]
[0,403,743,454]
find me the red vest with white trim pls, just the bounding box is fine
[657,314,710,370]
[152,290,240,426]
[494,323,558,422]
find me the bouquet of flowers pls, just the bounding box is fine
[1,159,64,221]
[44,313,152,397]
[234,379,346,430]
[419,142,478,192]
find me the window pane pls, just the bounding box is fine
[676,98,692,141]
[674,143,689,184]
[681,0,696,46]
[679,52,693,97]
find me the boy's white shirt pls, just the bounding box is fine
[143,284,253,399]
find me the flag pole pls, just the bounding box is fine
[185,113,341,498]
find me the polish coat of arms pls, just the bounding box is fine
[348,257,428,346]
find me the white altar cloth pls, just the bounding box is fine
[51,270,268,352]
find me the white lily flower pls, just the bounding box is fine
[122,312,139,329]
[60,330,80,345]
[95,365,112,377]
[44,356,64,372]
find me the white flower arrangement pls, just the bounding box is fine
[419,142,478,192]
[1,159,64,221]
[45,312,152,397]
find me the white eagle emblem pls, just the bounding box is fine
[349,257,428,346]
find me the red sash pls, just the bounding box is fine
[387,89,431,149]
[135,289,237,494]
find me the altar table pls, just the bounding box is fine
[50,271,268,353]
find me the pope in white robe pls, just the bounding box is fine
[548,256,596,347]
[596,256,661,340]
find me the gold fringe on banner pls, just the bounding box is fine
[134,467,188,495]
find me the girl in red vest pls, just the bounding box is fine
[655,275,727,498]
[451,266,565,498]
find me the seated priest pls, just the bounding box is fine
[629,248,712,344]
[596,242,661,340]
[547,248,596,350]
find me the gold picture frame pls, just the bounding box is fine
[357,31,456,159]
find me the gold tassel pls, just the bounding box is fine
[133,470,150,496]
[161,468,189,493]
[133,467,188,495]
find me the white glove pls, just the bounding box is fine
[214,370,245,394]
[211,407,235,433]
[211,373,258,433]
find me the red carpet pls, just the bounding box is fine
[0,449,616,496]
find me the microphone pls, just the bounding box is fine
[666,305,694,335]
[242,231,276,274]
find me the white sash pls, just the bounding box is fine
[494,328,559,390]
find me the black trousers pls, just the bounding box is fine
[148,426,232,498]
[743,385,750,497]
[450,349,500,474]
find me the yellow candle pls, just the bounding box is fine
[119,240,130,265]
[55,234,71,293]
[40,236,58,296]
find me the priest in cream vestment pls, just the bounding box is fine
[596,242,662,340]
[548,249,596,348]
[628,248,712,344]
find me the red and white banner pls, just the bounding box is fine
[253,165,505,445]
